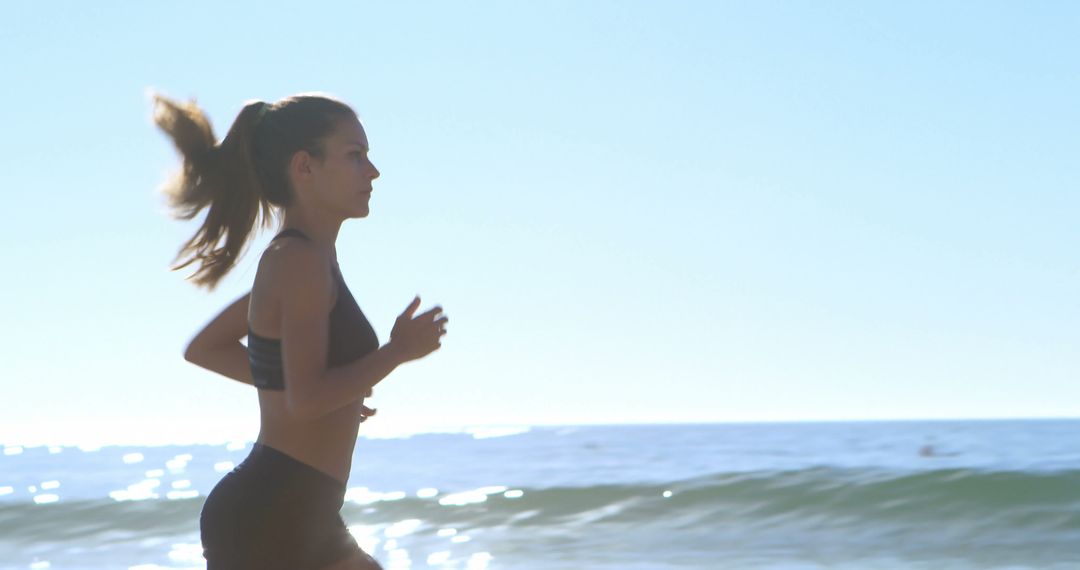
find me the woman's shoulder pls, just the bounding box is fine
[255,238,337,305]
[261,233,327,266]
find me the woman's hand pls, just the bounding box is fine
[388,295,448,363]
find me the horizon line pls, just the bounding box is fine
[3,415,1077,449]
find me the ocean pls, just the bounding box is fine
[1,420,1078,569]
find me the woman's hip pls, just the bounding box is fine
[200,443,357,568]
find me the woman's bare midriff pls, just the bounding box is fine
[255,388,364,484]
[248,240,361,483]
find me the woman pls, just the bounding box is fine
[152,91,448,569]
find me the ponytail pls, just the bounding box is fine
[150,90,355,291]
[151,93,269,291]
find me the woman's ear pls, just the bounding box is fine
[289,149,314,179]
[287,149,322,197]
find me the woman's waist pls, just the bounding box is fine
[252,431,356,484]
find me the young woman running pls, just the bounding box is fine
[152,92,448,569]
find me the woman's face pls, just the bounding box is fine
[304,117,380,219]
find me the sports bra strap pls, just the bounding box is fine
[271,228,310,241]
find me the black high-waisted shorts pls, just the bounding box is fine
[200,442,379,569]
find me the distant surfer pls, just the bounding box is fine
[918,437,959,458]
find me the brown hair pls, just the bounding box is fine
[150,91,357,291]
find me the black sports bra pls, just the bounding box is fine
[247,228,379,421]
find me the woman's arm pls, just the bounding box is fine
[181,292,374,396]
[184,292,254,386]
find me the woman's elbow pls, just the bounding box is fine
[183,343,200,364]
[184,337,216,364]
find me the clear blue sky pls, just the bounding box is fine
[2,1,1077,446]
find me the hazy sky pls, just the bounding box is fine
[2,1,1077,446]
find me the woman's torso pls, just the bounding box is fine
[247,229,379,484]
